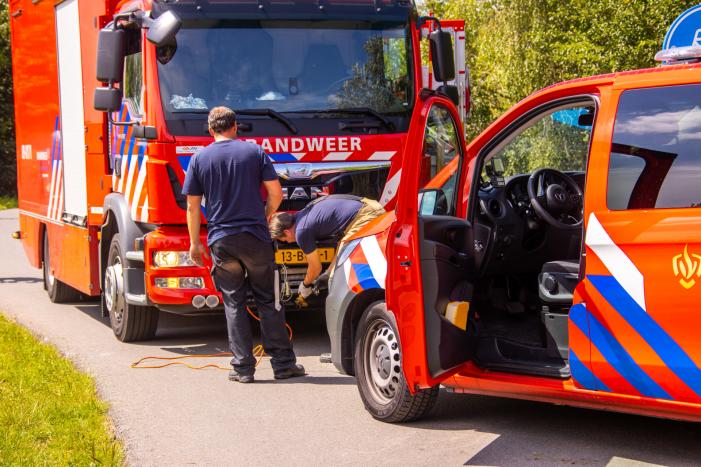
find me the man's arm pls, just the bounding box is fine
[186,195,207,266]
[303,250,323,286]
[263,179,283,219]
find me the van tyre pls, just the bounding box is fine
[354,301,439,423]
[43,231,83,303]
[104,235,158,342]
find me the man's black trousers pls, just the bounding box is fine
[210,233,296,376]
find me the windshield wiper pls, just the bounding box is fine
[236,108,298,134]
[295,107,394,129]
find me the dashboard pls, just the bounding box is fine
[474,172,585,276]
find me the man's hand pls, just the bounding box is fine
[189,242,207,266]
[298,282,313,299]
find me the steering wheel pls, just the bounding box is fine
[526,168,583,230]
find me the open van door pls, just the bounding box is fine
[386,94,476,391]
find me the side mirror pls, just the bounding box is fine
[418,189,449,216]
[96,29,125,83]
[436,84,460,107]
[94,87,122,112]
[429,30,455,83]
[147,10,182,47]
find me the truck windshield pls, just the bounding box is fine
[158,20,412,121]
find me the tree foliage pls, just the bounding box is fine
[0,0,15,196]
[424,0,699,138]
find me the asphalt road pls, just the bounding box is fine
[1,208,700,467]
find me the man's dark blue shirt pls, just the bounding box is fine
[294,197,362,254]
[182,139,277,246]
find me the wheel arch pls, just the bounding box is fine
[340,288,385,375]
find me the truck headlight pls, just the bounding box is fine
[154,277,204,289]
[153,251,195,268]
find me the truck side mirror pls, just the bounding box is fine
[147,10,182,47]
[94,87,122,112]
[96,28,125,83]
[436,84,460,107]
[429,30,455,83]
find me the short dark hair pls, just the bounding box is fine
[269,212,295,239]
[208,106,237,134]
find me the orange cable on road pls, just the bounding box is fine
[130,306,293,371]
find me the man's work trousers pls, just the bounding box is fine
[210,233,296,376]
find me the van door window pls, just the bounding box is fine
[418,104,462,216]
[607,84,701,210]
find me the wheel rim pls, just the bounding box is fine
[105,256,125,325]
[362,318,402,405]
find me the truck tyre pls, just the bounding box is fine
[354,301,439,423]
[43,231,83,303]
[104,235,158,342]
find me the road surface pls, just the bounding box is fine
[1,209,699,466]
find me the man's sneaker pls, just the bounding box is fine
[229,370,254,383]
[274,364,306,380]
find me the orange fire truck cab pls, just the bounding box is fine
[325,47,701,422]
[10,0,466,341]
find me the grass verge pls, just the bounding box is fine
[0,196,17,210]
[0,313,124,465]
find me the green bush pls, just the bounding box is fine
[0,0,15,197]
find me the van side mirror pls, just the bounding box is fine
[147,10,182,47]
[96,29,125,83]
[419,188,449,216]
[429,30,455,83]
[94,87,122,112]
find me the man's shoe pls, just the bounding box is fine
[274,364,306,380]
[229,370,254,383]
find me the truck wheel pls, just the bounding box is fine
[104,235,158,342]
[43,231,82,303]
[354,302,439,423]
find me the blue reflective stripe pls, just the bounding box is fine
[352,263,381,290]
[569,303,588,335]
[119,109,130,156]
[586,309,671,399]
[178,156,191,172]
[570,350,610,392]
[589,274,701,397]
[268,153,297,162]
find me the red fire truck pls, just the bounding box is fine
[9,0,467,341]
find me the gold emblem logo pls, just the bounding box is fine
[672,245,701,290]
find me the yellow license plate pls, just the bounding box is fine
[275,247,335,265]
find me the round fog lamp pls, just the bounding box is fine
[192,295,206,309]
[205,295,220,308]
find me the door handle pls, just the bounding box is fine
[400,261,412,267]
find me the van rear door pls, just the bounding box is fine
[575,82,701,404]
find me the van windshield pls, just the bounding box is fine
[157,20,412,119]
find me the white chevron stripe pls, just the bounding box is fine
[131,156,148,220]
[51,161,63,220]
[368,151,396,160]
[379,169,401,206]
[291,152,306,160]
[360,236,387,289]
[140,195,149,223]
[585,212,646,311]
[323,152,353,161]
[343,257,352,285]
[123,153,139,199]
[54,177,64,221]
[117,153,129,193]
[47,160,58,217]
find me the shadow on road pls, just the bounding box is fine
[406,391,701,465]
[0,276,43,284]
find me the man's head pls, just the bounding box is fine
[208,106,237,139]
[269,212,296,243]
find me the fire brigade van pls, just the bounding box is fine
[9,0,465,341]
[325,46,701,422]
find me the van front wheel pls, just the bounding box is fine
[354,301,439,423]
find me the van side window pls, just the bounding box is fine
[607,84,701,210]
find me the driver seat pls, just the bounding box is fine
[538,260,580,306]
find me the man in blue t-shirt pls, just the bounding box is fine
[268,195,385,299]
[183,106,305,383]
